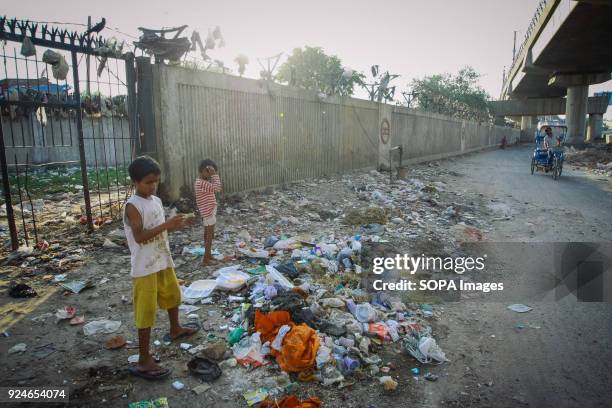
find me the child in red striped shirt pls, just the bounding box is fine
[195,159,222,266]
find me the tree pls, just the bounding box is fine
[356,65,399,103]
[409,66,490,121]
[276,47,363,96]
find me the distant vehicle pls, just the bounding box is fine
[531,122,567,180]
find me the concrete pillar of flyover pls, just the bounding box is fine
[565,85,589,145]
[586,113,603,143]
[521,116,533,142]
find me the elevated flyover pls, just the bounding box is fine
[498,0,612,144]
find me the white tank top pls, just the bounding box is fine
[123,195,175,277]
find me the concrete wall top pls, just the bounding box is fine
[154,64,378,111]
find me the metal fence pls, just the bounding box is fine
[0,17,138,250]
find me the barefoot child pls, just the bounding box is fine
[124,156,199,380]
[195,159,222,266]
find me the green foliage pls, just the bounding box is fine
[410,66,491,121]
[276,47,363,96]
[0,167,129,200]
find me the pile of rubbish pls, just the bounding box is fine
[177,227,448,404]
[566,145,612,175]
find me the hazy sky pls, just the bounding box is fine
[4,0,611,114]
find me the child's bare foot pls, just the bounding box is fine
[202,258,218,266]
[169,325,199,340]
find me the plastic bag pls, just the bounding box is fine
[237,246,269,259]
[418,336,447,362]
[315,344,331,368]
[271,324,291,351]
[21,36,36,57]
[273,238,298,250]
[367,323,389,340]
[255,310,292,343]
[232,332,265,368]
[266,265,294,289]
[346,299,379,323]
[42,49,61,65]
[320,298,345,308]
[318,242,338,257]
[213,264,242,277]
[52,56,69,80]
[182,279,216,299]
[215,270,250,291]
[276,324,320,373]
[264,285,277,299]
[83,319,121,336]
[321,364,344,386]
[319,258,338,274]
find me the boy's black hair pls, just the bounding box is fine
[199,159,218,172]
[128,156,161,181]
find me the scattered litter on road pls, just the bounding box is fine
[105,335,127,350]
[507,304,533,313]
[128,397,169,408]
[60,280,95,294]
[69,315,85,325]
[379,376,398,391]
[83,319,122,336]
[8,343,27,354]
[192,383,211,395]
[243,387,269,406]
[8,283,37,298]
[187,356,222,381]
[424,372,439,381]
[55,306,76,323]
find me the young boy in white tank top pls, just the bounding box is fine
[123,156,197,380]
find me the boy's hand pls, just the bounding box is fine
[183,214,196,226]
[167,214,187,230]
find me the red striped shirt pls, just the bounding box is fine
[195,175,221,217]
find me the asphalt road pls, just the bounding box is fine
[428,145,612,408]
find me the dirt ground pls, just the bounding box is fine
[1,144,611,408]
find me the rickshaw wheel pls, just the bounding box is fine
[531,158,535,175]
[552,158,559,180]
[558,161,563,177]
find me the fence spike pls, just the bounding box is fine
[8,18,17,34]
[29,23,37,37]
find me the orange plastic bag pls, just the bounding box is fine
[254,310,320,373]
[258,395,322,408]
[276,324,320,373]
[255,310,292,343]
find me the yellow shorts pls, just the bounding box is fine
[132,267,181,329]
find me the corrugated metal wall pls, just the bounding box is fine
[391,107,520,161]
[151,65,519,199]
[175,83,378,193]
